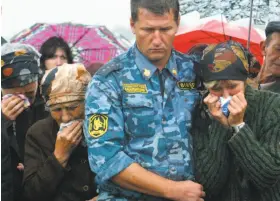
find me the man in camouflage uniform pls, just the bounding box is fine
[84,0,205,200]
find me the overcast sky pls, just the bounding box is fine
[1,0,135,40]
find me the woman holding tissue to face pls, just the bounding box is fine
[192,41,280,201]
[23,63,97,201]
[1,43,48,201]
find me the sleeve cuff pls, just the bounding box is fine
[228,124,254,152]
[95,151,135,184]
[51,153,72,171]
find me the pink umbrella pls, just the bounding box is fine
[10,23,128,67]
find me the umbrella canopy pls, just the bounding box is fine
[10,23,128,67]
[174,19,265,64]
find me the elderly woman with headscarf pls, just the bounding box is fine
[1,43,48,201]
[192,41,280,201]
[22,63,97,201]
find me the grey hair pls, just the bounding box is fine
[131,0,180,23]
[204,80,251,90]
[204,80,220,89]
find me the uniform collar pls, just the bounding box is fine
[134,44,179,80]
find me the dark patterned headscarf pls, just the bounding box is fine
[196,41,261,82]
[1,43,42,89]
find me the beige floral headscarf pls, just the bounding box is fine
[41,63,91,106]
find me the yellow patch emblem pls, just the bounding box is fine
[123,83,148,93]
[88,114,108,138]
[177,82,195,90]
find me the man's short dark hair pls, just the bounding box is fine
[265,32,280,46]
[131,0,180,23]
[39,36,73,70]
[264,21,280,46]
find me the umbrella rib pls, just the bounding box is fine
[74,48,106,64]
[72,27,92,48]
[75,53,92,64]
[48,23,91,45]
[199,30,224,42]
[49,25,60,37]
[75,47,119,52]
[221,14,227,41]
[75,46,118,65]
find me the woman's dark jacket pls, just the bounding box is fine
[23,116,97,201]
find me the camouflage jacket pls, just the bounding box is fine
[84,45,200,200]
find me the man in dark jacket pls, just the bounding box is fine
[1,43,48,201]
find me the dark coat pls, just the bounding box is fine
[23,116,97,201]
[1,97,48,201]
[1,124,14,201]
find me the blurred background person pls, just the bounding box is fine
[1,43,48,201]
[39,36,75,111]
[259,21,280,93]
[39,36,73,73]
[23,63,97,201]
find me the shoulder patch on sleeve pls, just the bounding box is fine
[88,114,108,138]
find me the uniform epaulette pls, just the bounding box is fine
[174,50,200,63]
[95,57,123,77]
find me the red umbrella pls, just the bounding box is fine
[173,20,264,64]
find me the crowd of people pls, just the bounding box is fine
[1,0,279,201]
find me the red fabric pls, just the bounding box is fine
[173,20,264,65]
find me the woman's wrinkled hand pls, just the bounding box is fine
[54,121,83,167]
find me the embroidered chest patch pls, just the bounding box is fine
[177,82,196,90]
[123,83,148,94]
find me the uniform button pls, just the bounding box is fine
[147,102,152,107]
[83,185,89,192]
[169,166,177,174]
[184,98,188,102]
